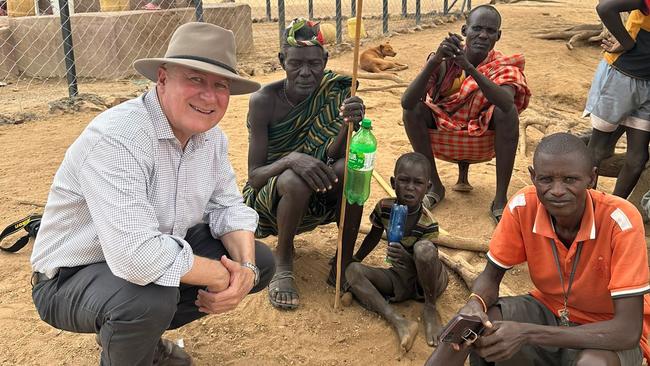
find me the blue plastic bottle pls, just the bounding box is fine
[386,203,407,263]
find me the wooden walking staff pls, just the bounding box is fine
[334,0,364,310]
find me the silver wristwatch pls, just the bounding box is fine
[241,262,260,286]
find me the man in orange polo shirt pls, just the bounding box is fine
[425,132,650,366]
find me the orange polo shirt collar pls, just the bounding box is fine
[531,191,596,246]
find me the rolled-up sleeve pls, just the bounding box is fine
[205,134,259,238]
[78,134,194,287]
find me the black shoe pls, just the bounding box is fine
[95,334,192,365]
[152,338,192,366]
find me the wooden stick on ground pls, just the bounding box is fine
[334,0,364,310]
[357,83,409,92]
[330,69,407,84]
[358,224,488,252]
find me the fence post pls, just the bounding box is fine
[308,0,313,19]
[278,0,285,47]
[351,0,355,17]
[382,0,388,34]
[444,0,448,14]
[416,0,421,25]
[335,0,342,44]
[401,0,406,18]
[266,0,272,21]
[58,0,78,98]
[194,0,204,22]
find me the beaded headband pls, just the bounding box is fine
[285,18,325,47]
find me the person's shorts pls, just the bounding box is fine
[584,59,650,133]
[470,294,643,366]
[382,257,448,303]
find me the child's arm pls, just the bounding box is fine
[353,224,384,262]
[596,0,647,52]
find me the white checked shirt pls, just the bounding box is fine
[31,90,258,287]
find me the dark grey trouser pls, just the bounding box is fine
[32,224,275,366]
[469,295,643,366]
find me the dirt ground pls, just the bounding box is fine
[0,0,630,364]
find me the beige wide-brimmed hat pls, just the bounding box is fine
[134,22,260,95]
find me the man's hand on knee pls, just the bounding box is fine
[473,321,527,363]
[195,256,255,314]
[286,152,338,193]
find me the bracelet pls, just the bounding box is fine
[469,293,488,313]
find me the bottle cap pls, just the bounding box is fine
[361,118,372,128]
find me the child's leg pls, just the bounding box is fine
[346,262,419,352]
[413,240,449,347]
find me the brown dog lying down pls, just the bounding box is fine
[359,42,408,73]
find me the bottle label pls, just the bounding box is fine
[348,151,375,171]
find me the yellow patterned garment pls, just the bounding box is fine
[603,8,650,79]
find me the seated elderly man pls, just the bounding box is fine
[401,5,530,223]
[425,132,650,366]
[30,23,275,365]
[244,18,366,310]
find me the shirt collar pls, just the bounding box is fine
[532,190,596,243]
[143,89,209,147]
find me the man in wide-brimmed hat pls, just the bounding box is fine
[30,22,275,365]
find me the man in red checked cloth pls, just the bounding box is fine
[401,5,530,223]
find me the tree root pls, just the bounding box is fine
[519,118,550,156]
[533,23,605,49]
[439,249,481,289]
[532,14,628,50]
[566,29,602,50]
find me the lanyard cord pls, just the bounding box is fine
[549,239,583,310]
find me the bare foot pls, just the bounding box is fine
[423,304,442,347]
[395,317,419,353]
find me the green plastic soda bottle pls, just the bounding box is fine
[345,118,377,205]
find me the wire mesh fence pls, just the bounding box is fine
[0,0,470,115]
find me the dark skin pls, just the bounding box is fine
[589,0,650,199]
[596,0,646,53]
[247,45,365,308]
[401,7,518,215]
[425,151,644,366]
[346,161,448,352]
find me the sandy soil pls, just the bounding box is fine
[0,0,629,364]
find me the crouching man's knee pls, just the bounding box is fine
[109,284,179,335]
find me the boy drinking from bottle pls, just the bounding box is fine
[346,152,449,353]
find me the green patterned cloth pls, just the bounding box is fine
[243,71,352,238]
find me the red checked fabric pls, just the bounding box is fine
[429,129,496,163]
[423,50,531,162]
